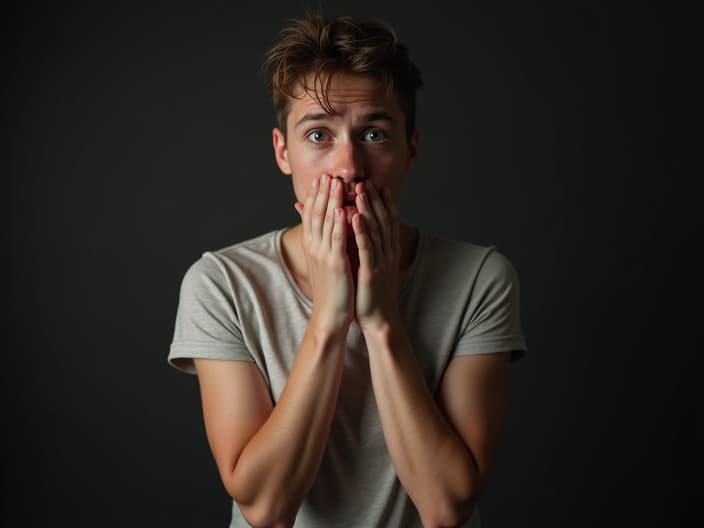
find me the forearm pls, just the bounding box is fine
[231,322,348,526]
[364,320,481,527]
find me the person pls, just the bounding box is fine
[168,13,527,528]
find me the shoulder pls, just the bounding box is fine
[209,229,284,266]
[417,231,520,285]
[418,233,527,360]
[179,229,285,291]
[186,229,284,274]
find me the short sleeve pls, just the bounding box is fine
[168,253,253,375]
[455,248,528,361]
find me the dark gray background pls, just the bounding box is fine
[6,1,693,527]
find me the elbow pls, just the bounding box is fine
[225,486,296,528]
[418,477,484,528]
[419,498,477,528]
[231,494,297,528]
[237,501,296,528]
[420,497,478,528]
[227,474,297,528]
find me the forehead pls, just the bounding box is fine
[287,73,403,122]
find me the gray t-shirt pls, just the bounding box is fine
[169,228,527,527]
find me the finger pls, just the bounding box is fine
[301,179,318,245]
[352,213,374,275]
[331,206,346,255]
[382,187,401,259]
[294,202,305,231]
[365,182,392,255]
[322,177,342,249]
[356,184,383,264]
[311,174,330,241]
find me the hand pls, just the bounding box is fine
[351,182,402,331]
[295,174,355,333]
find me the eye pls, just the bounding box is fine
[363,128,387,142]
[307,130,329,143]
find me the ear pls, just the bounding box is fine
[405,128,419,171]
[272,128,292,175]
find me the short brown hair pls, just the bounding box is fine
[262,14,423,139]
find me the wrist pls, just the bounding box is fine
[359,314,405,346]
[309,311,352,344]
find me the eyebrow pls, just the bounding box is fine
[294,111,395,129]
[295,112,330,129]
[363,111,395,124]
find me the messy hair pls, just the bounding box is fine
[262,13,423,139]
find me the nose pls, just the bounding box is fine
[330,139,364,186]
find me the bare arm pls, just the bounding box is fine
[352,182,510,527]
[195,174,354,527]
[363,330,510,527]
[195,324,347,527]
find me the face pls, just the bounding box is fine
[272,73,418,224]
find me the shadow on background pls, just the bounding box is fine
[5,1,692,527]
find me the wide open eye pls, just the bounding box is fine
[363,128,388,142]
[307,130,329,143]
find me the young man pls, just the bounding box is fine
[169,14,527,528]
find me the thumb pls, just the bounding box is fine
[294,202,304,218]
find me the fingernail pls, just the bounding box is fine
[312,178,318,188]
[331,179,338,189]
[321,174,328,185]
[334,207,341,217]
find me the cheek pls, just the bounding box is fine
[369,154,407,202]
[289,150,325,201]
[370,152,404,181]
